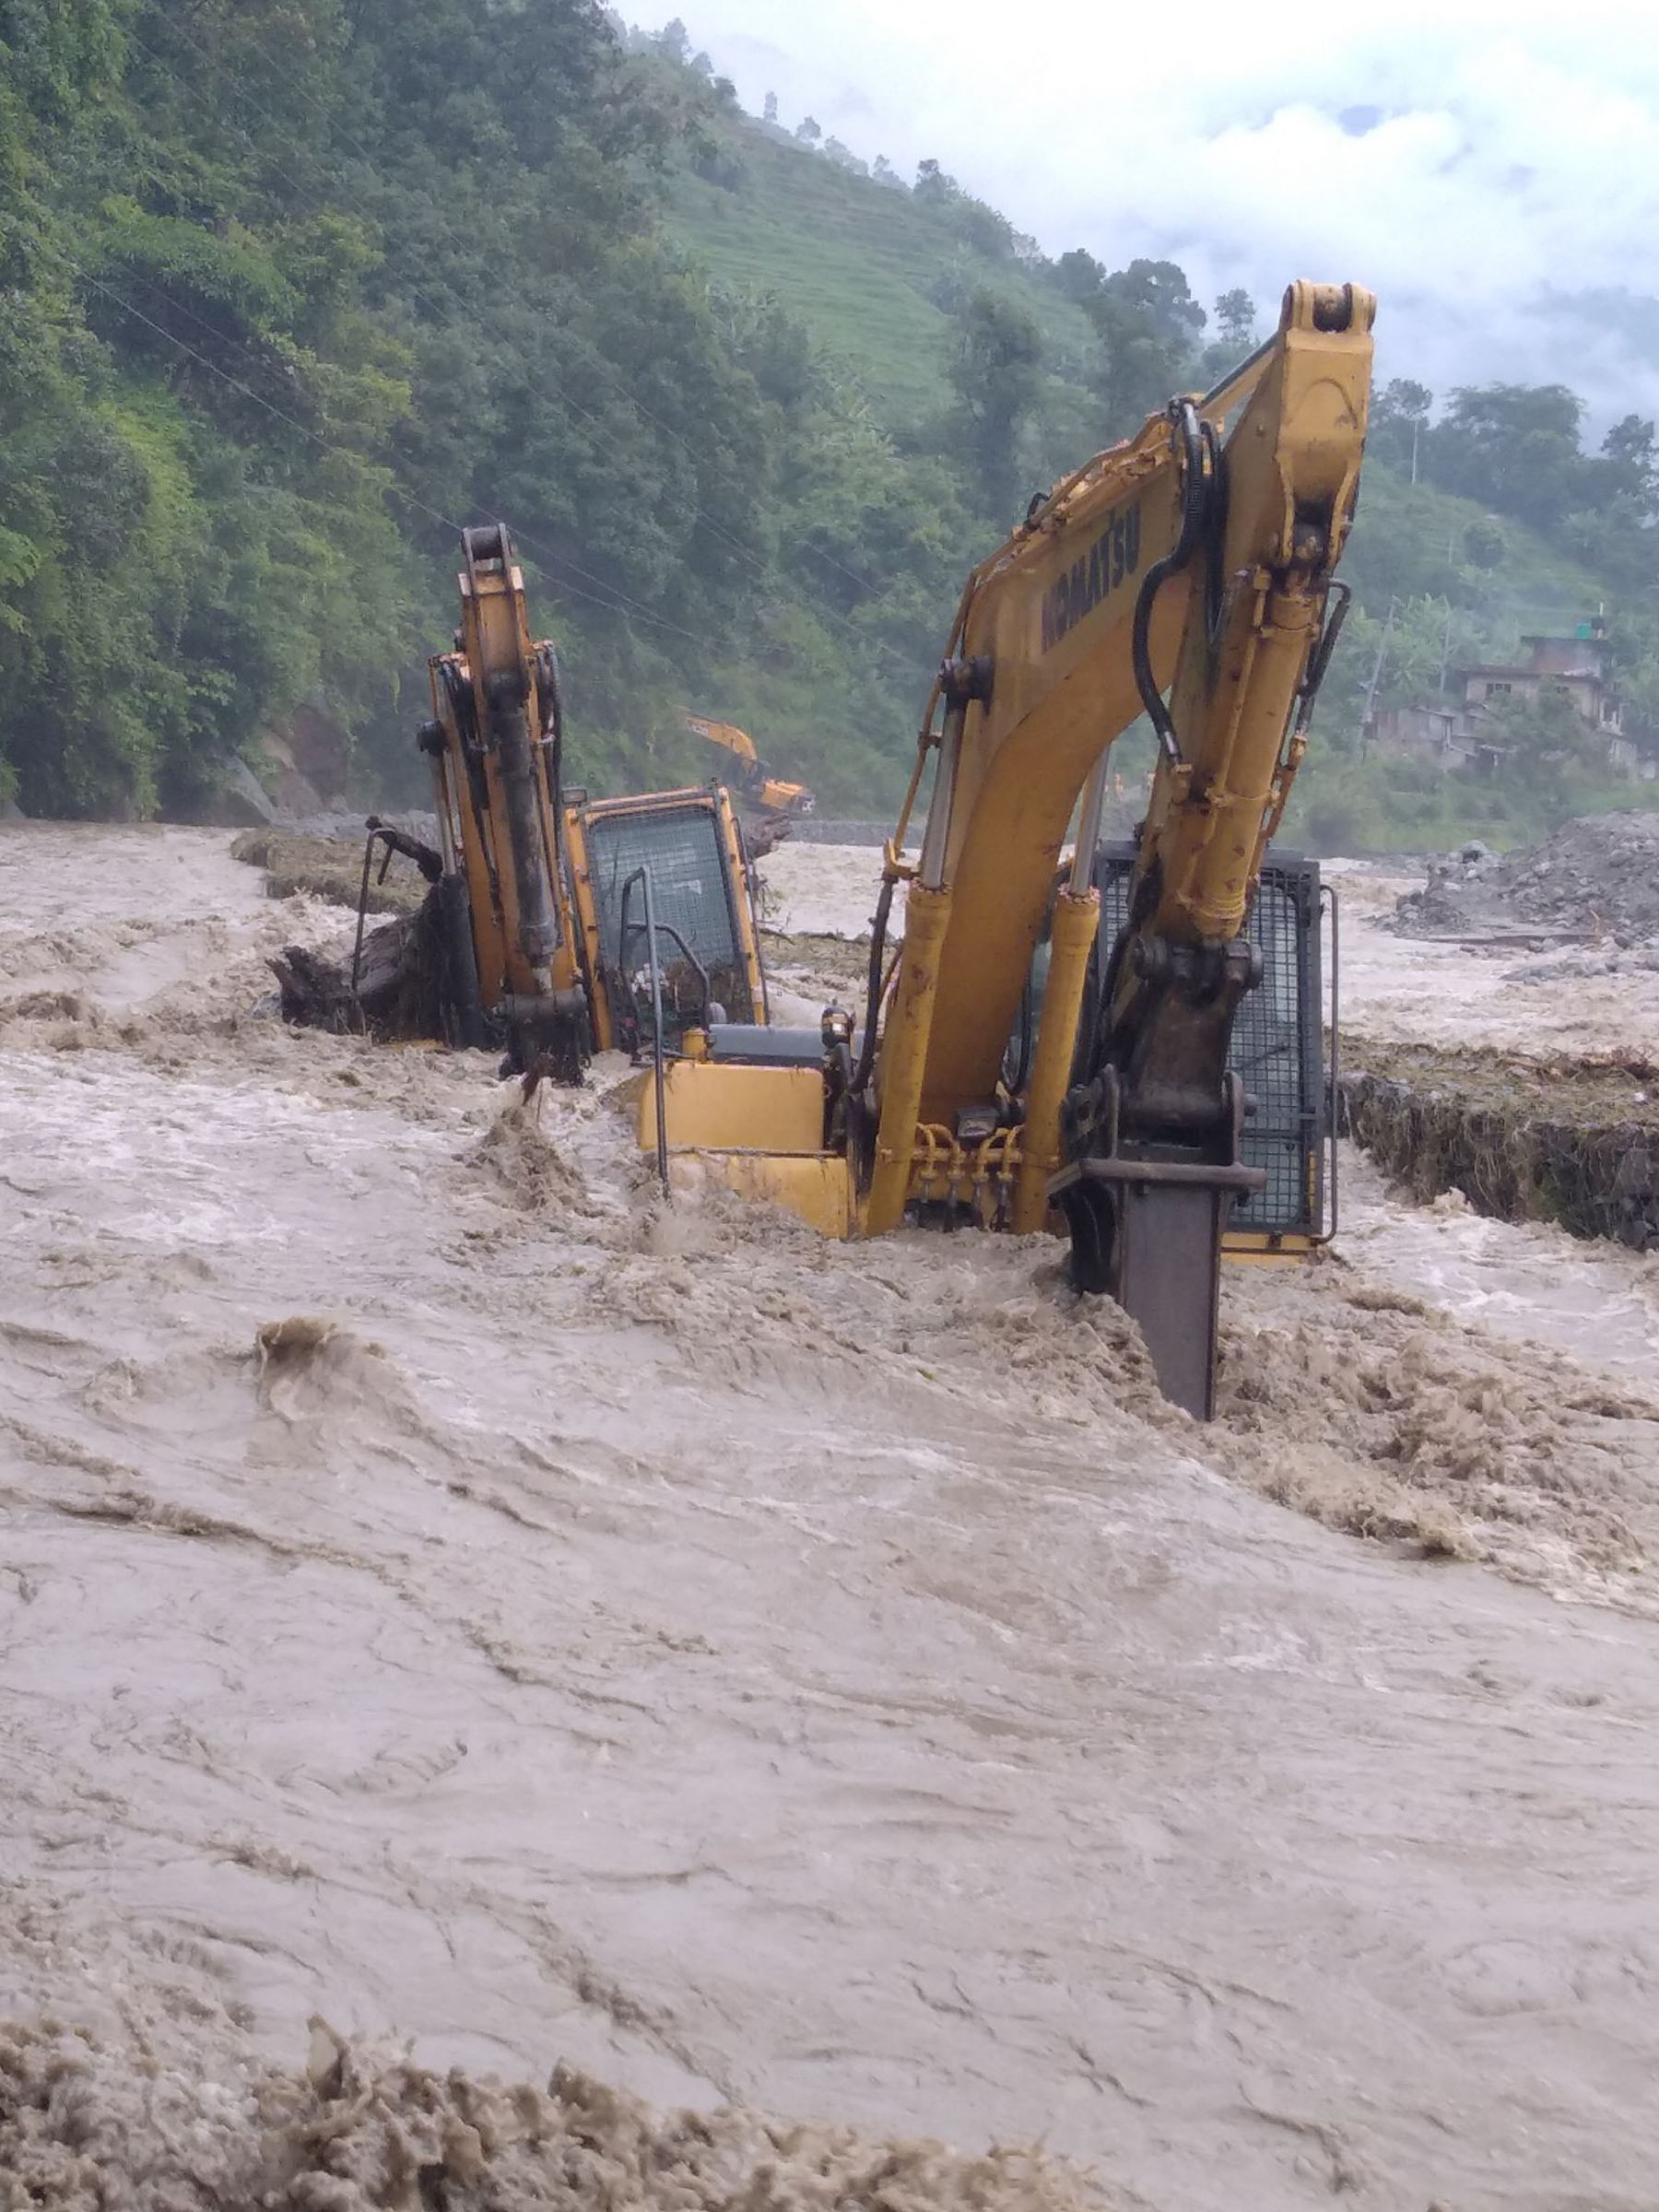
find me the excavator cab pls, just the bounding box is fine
[564,785,768,1053]
[418,525,771,1075]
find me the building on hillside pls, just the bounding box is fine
[1366,700,1502,774]
[1460,618,1623,738]
[1368,617,1654,780]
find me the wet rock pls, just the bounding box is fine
[230,829,430,915]
[193,756,283,830]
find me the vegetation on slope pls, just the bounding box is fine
[2,1,1655,848]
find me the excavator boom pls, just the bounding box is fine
[867,282,1372,1408]
[421,524,589,1079]
[419,529,770,1076]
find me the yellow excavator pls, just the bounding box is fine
[633,281,1374,1416]
[683,713,816,818]
[410,525,769,1077]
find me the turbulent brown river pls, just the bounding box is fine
[3,823,1658,2210]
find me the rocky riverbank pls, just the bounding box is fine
[1390,808,1659,943]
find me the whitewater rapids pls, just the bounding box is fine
[2,824,1657,2210]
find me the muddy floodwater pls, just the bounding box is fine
[3,824,1659,2209]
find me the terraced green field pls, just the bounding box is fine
[665,125,1097,429]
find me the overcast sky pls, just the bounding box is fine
[630,0,1659,431]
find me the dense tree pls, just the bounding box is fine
[1193,287,1261,385]
[822,137,867,176]
[1051,249,1104,304]
[945,288,1045,524]
[0,0,1046,815]
[4,5,1655,845]
[1214,288,1256,347]
[1588,412,1659,583]
[1085,260,1206,436]
[1428,383,1587,530]
[1481,686,1609,813]
[913,158,961,207]
[1102,259,1206,347]
[1368,378,1434,477]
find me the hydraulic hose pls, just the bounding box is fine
[1131,400,1210,763]
[851,874,895,1096]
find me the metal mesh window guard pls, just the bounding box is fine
[582,805,755,1026]
[1090,844,1324,1235]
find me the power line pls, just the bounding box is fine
[63,260,703,643]
[80,242,698,638]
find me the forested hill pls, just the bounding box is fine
[3,3,1656,844]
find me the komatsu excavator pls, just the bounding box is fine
[683,713,816,819]
[413,525,769,1077]
[635,281,1375,1417]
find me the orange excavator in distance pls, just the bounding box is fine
[683,713,816,821]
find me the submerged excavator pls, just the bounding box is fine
[631,280,1375,1416]
[337,279,1371,1420]
[272,527,771,1080]
[380,525,771,1081]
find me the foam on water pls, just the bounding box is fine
[3,820,1659,2211]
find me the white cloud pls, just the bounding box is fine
[633,0,1659,429]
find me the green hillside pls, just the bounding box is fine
[665,112,1606,637]
[1343,468,1607,635]
[2,3,1653,848]
[656,97,1654,847]
[667,126,1097,432]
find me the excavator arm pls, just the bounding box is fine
[423,524,590,1078]
[416,529,774,1076]
[862,282,1373,1411]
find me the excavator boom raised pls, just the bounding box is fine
[640,282,1374,1416]
[421,525,589,1079]
[419,529,770,1077]
[865,281,1372,1408]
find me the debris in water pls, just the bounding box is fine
[0,2024,1117,2212]
[1391,810,1659,944]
